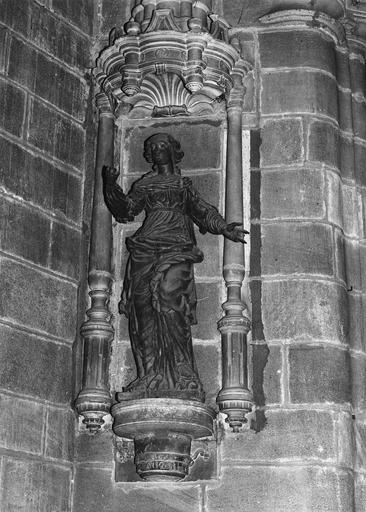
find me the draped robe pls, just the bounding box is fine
[104,172,227,401]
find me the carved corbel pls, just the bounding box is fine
[75,92,115,433]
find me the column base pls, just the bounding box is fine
[75,388,112,433]
[216,387,253,433]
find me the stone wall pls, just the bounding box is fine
[229,18,355,512]
[72,3,366,512]
[0,0,95,509]
[2,0,366,511]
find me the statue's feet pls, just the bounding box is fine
[116,378,149,401]
[116,374,205,403]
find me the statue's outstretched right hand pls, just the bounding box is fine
[102,165,120,184]
[222,222,249,244]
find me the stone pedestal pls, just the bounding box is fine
[112,398,215,481]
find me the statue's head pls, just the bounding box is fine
[144,133,184,174]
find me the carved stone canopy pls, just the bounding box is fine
[95,7,248,117]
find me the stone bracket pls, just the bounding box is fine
[112,398,215,481]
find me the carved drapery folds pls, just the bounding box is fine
[75,0,253,479]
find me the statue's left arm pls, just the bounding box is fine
[186,179,248,243]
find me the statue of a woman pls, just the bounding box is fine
[103,133,247,402]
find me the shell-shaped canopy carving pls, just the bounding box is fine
[117,72,225,118]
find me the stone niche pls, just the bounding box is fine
[110,117,225,482]
[76,0,253,484]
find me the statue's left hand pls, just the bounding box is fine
[223,222,249,243]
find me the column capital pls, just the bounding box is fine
[227,64,247,111]
[96,91,115,118]
[227,85,245,111]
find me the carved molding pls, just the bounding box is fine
[258,6,366,48]
[223,0,345,26]
[268,0,345,18]
[259,9,347,45]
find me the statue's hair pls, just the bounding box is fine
[143,133,184,170]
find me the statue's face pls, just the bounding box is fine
[151,140,171,167]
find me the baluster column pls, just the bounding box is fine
[216,72,253,432]
[75,93,115,433]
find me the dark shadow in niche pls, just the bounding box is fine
[249,130,269,434]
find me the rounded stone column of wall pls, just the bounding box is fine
[207,7,356,512]
[345,32,366,512]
